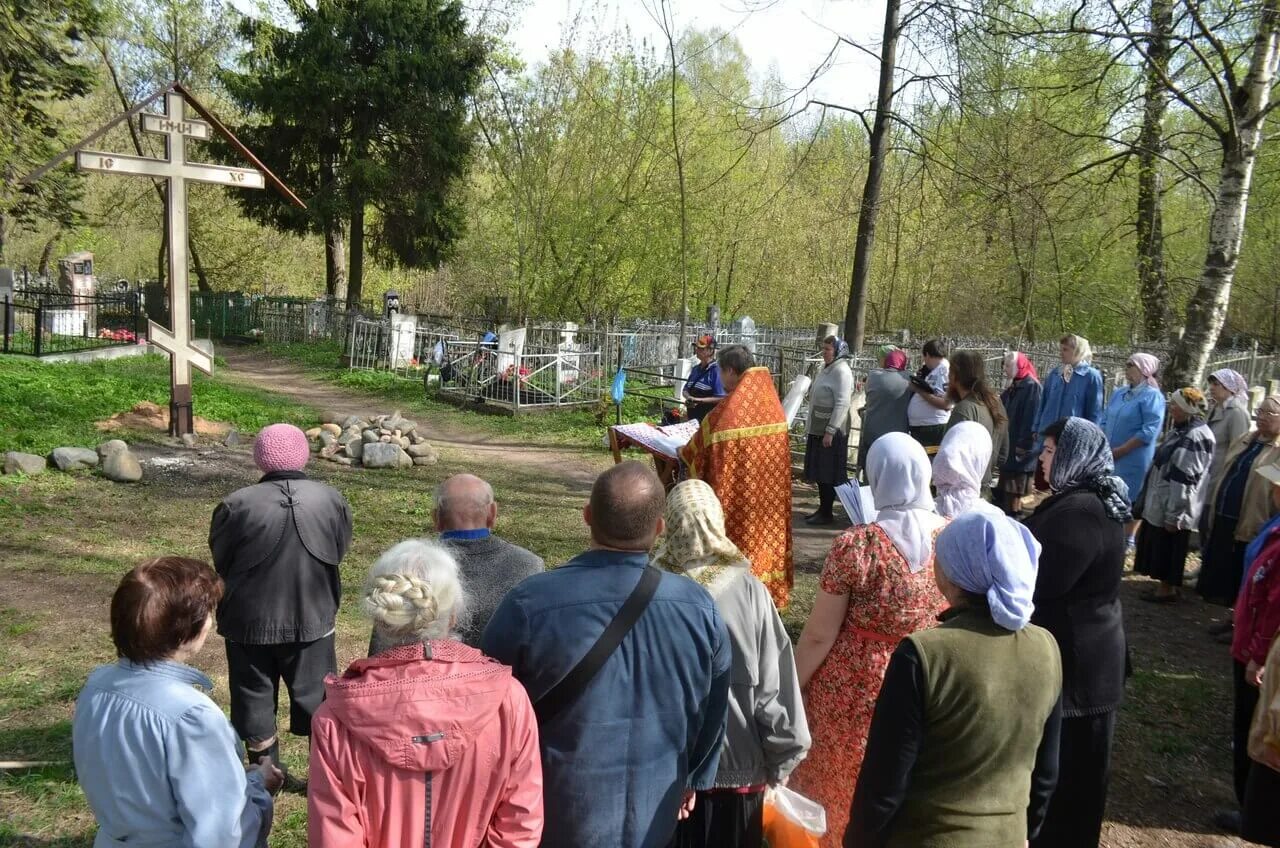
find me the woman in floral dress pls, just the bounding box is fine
[791,432,948,846]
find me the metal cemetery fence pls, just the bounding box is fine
[436,342,604,411]
[188,293,374,342]
[344,317,605,411]
[2,290,145,357]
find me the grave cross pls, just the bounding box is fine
[76,92,266,435]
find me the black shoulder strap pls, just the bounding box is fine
[534,566,662,724]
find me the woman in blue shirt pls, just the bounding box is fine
[1101,352,1166,542]
[1035,334,1105,436]
[74,557,282,848]
[684,334,726,422]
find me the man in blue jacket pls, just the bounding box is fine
[483,461,732,848]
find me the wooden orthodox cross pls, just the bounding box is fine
[74,92,266,435]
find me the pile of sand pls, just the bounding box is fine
[96,401,231,437]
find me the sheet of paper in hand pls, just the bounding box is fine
[834,481,878,525]
[612,419,702,458]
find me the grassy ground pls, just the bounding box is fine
[0,354,315,455]
[0,438,599,847]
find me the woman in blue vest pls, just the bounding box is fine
[1101,352,1167,544]
[685,334,727,422]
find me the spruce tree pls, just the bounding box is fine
[224,0,485,305]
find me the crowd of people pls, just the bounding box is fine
[67,334,1280,848]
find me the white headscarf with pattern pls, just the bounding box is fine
[651,480,750,597]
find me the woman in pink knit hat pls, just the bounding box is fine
[209,423,353,780]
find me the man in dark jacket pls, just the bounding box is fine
[210,423,352,770]
[482,461,732,848]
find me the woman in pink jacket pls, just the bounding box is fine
[308,539,543,847]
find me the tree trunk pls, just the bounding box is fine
[1136,0,1172,341]
[37,236,58,278]
[325,222,346,299]
[346,201,365,307]
[843,0,901,353]
[665,0,690,353]
[190,238,211,292]
[1167,0,1280,386]
[157,216,168,287]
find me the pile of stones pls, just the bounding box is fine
[3,439,144,482]
[306,411,438,469]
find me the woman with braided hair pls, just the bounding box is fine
[308,539,543,847]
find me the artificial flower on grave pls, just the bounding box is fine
[98,328,138,343]
[502,364,532,384]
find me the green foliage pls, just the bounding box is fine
[0,353,314,453]
[0,0,102,261]
[223,0,487,302]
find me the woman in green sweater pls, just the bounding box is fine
[846,511,1063,848]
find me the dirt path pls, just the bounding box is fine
[220,347,610,491]
[219,347,841,569]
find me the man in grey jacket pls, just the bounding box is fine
[209,423,352,773]
[371,473,544,652]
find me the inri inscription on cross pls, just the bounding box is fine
[76,92,265,435]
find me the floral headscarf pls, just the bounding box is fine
[1210,368,1248,397]
[651,480,749,597]
[1171,387,1208,417]
[1047,417,1132,522]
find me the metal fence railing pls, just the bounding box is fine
[436,342,604,411]
[3,291,145,356]
[192,294,373,341]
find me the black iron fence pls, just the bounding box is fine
[2,290,145,357]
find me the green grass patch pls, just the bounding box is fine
[0,432,598,846]
[0,354,317,454]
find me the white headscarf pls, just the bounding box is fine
[866,432,947,573]
[933,422,1003,519]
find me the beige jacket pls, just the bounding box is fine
[1249,633,1280,771]
[1206,431,1280,542]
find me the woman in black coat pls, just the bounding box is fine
[1023,416,1129,848]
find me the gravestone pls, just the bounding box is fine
[497,327,527,374]
[732,315,757,353]
[556,321,580,388]
[0,268,14,334]
[389,313,417,369]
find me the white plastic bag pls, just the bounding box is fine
[763,785,826,847]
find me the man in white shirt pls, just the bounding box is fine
[907,339,952,448]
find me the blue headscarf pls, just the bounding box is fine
[936,512,1041,631]
[1048,417,1132,522]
